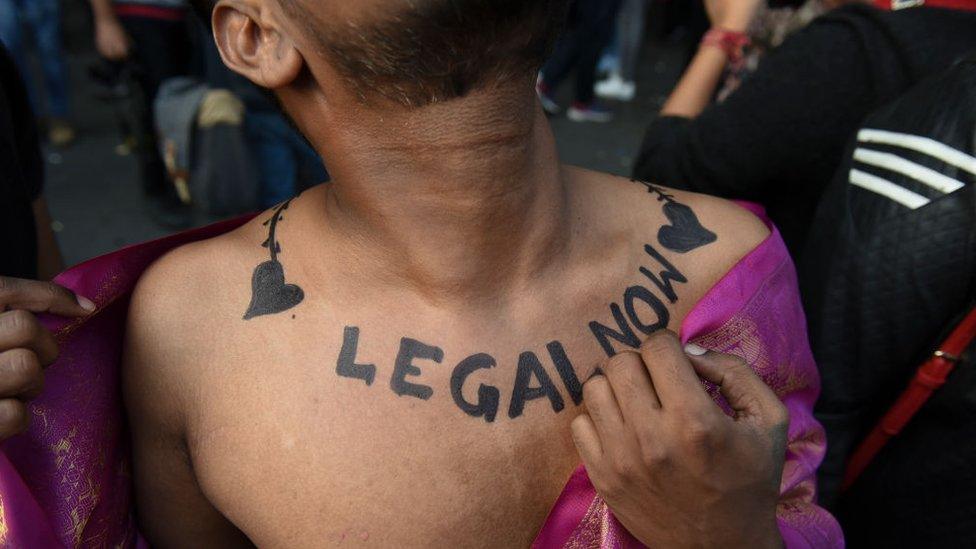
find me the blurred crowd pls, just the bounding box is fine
[3,0,327,231]
[1,0,975,547]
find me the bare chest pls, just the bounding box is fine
[187,328,592,547]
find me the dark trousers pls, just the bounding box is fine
[118,16,190,195]
[540,0,623,105]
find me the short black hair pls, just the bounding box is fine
[192,0,570,108]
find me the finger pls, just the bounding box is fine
[0,399,28,440]
[571,413,603,466]
[603,350,661,425]
[0,349,43,399]
[685,346,788,427]
[0,277,95,317]
[639,331,713,410]
[0,310,59,366]
[581,372,625,443]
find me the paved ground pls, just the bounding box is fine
[36,16,686,267]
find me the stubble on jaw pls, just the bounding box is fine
[277,0,571,107]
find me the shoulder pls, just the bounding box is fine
[770,5,891,65]
[123,223,261,545]
[797,4,961,52]
[127,220,257,344]
[568,167,771,287]
[123,217,263,425]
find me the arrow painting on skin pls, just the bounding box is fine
[244,200,305,320]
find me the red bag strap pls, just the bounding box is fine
[842,305,976,491]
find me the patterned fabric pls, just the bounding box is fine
[0,216,249,547]
[0,205,841,547]
[533,204,843,548]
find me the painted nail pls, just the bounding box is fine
[684,343,708,356]
[76,295,96,312]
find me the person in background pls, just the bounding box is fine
[595,0,647,102]
[803,54,976,546]
[187,8,327,208]
[0,0,75,147]
[715,0,833,102]
[0,43,64,282]
[632,0,976,254]
[89,0,194,229]
[536,0,623,122]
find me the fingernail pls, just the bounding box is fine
[684,343,708,356]
[76,295,96,312]
[587,367,605,380]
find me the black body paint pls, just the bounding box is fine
[244,201,305,320]
[635,181,717,254]
[337,326,377,386]
[391,338,444,400]
[640,244,687,304]
[624,285,670,335]
[589,304,642,357]
[451,353,501,423]
[547,341,583,406]
[508,352,566,419]
[313,180,719,422]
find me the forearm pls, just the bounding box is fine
[32,198,64,281]
[660,45,731,118]
[661,0,760,119]
[90,0,119,24]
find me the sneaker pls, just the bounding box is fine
[48,119,76,147]
[536,77,562,115]
[595,73,637,102]
[567,102,614,123]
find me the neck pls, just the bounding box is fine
[299,85,571,303]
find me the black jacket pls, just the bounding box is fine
[803,56,976,548]
[0,44,42,279]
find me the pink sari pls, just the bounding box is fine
[0,205,842,548]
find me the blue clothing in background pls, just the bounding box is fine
[0,0,70,118]
[246,112,328,208]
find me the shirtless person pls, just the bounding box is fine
[123,0,834,546]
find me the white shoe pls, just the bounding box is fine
[567,103,614,123]
[595,74,636,102]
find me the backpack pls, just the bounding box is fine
[155,76,260,217]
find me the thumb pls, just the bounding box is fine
[683,344,785,426]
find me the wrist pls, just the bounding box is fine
[717,20,751,34]
[700,28,750,65]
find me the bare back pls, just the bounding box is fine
[123,169,769,548]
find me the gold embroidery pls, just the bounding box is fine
[563,497,606,549]
[0,492,8,544]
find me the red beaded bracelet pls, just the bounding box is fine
[700,28,751,65]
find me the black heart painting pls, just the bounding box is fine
[658,202,717,254]
[244,260,305,320]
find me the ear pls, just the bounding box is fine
[212,0,303,89]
